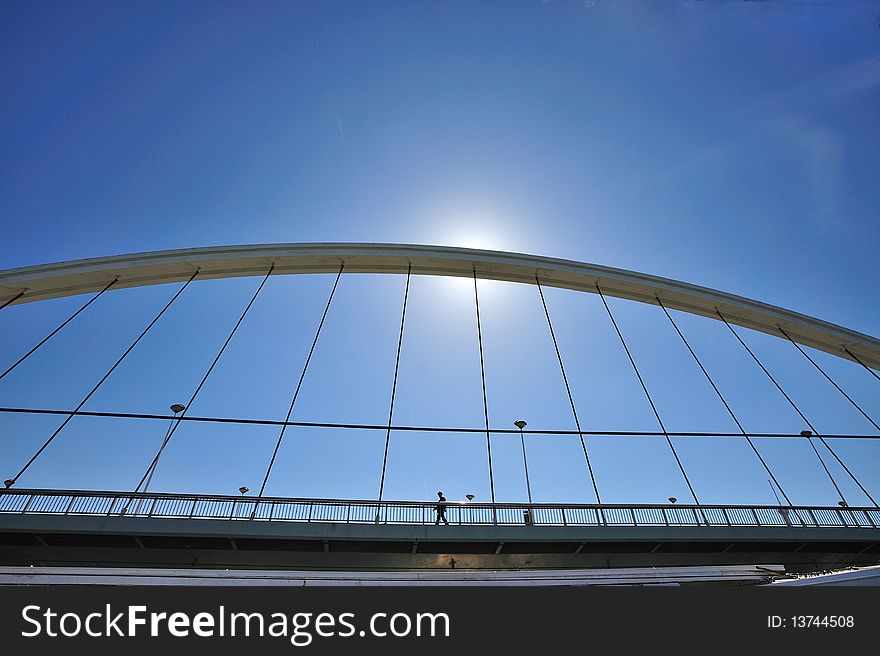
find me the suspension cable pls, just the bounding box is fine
[473,270,495,504]
[779,326,880,433]
[132,265,274,494]
[595,285,701,505]
[843,347,880,384]
[0,278,118,383]
[257,263,345,498]
[656,297,792,505]
[536,277,602,504]
[377,264,411,502]
[0,291,26,312]
[718,311,877,507]
[715,312,844,504]
[4,271,199,488]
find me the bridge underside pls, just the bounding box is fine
[1,515,878,573]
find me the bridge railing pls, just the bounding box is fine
[1,489,878,529]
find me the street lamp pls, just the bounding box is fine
[465,494,475,501]
[668,497,677,504]
[239,486,249,495]
[514,419,533,506]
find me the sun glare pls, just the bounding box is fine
[447,229,505,251]
[430,217,512,253]
[416,209,523,301]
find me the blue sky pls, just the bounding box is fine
[1,0,879,507]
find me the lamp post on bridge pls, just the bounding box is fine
[139,403,185,503]
[514,420,533,505]
[515,420,535,526]
[121,402,184,516]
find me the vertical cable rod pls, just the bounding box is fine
[656,296,792,505]
[595,284,701,506]
[535,277,602,504]
[4,270,200,488]
[257,263,345,499]
[473,270,496,505]
[132,265,274,494]
[377,264,411,503]
[0,278,118,382]
[718,311,877,507]
[779,326,880,433]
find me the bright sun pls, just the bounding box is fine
[425,219,518,300]
[433,219,511,252]
[446,229,505,251]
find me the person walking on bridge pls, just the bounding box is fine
[434,491,449,525]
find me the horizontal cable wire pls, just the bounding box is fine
[1,406,878,439]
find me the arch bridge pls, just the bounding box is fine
[0,244,878,573]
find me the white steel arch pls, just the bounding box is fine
[0,243,878,368]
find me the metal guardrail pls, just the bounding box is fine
[0,489,878,529]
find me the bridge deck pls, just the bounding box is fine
[1,490,879,571]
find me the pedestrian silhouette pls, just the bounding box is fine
[435,491,449,525]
